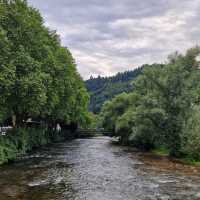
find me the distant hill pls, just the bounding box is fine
[85,65,147,113]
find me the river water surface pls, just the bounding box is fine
[1,136,200,200]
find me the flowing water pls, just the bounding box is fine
[0,136,200,200]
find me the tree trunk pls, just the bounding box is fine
[12,115,16,127]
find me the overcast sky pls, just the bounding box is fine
[28,0,200,79]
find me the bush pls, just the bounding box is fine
[181,106,200,160]
[0,136,18,164]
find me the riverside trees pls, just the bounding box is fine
[100,47,200,160]
[0,0,91,164]
[0,0,89,128]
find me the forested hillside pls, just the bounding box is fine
[85,66,146,113]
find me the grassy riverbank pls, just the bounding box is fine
[0,128,72,165]
[151,147,200,166]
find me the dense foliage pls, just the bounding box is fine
[0,127,73,164]
[100,47,200,160]
[85,67,144,113]
[0,0,89,128]
[0,0,91,164]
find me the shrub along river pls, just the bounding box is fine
[0,136,200,200]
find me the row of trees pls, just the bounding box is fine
[100,47,200,160]
[0,0,90,129]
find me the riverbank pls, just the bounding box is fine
[151,147,200,167]
[111,137,200,167]
[0,128,101,165]
[136,151,200,175]
[0,128,74,165]
[111,138,200,168]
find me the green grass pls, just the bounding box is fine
[152,147,200,166]
[151,147,170,156]
[180,158,200,166]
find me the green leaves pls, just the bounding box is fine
[100,46,200,158]
[0,0,89,127]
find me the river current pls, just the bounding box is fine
[0,136,200,200]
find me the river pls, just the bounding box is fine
[0,136,200,200]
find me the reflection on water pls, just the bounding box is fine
[0,137,200,200]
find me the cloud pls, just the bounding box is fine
[28,0,200,79]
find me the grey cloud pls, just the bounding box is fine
[30,0,172,23]
[28,0,200,79]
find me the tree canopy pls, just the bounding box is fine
[100,47,200,160]
[0,0,89,128]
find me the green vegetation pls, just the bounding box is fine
[0,0,89,128]
[0,127,71,165]
[0,0,89,127]
[86,112,99,129]
[100,47,200,162]
[151,148,170,156]
[0,0,90,164]
[180,158,200,166]
[85,67,145,113]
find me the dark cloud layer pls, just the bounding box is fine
[28,0,200,79]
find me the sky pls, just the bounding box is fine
[28,0,200,79]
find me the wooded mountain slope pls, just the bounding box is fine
[85,65,148,113]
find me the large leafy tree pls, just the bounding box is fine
[0,0,89,128]
[0,28,15,122]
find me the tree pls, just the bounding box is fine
[0,0,89,128]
